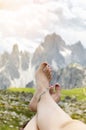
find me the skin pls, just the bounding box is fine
[24,84,61,130]
[24,62,86,130]
[23,63,61,130]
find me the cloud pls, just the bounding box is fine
[0,0,86,53]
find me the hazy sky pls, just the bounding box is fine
[0,0,86,53]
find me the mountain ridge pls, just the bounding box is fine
[0,33,86,89]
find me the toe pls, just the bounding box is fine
[40,62,48,70]
[55,83,61,91]
[49,86,54,94]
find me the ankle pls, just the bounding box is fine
[38,88,49,102]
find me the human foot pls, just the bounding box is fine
[29,83,61,112]
[20,84,61,130]
[29,62,52,111]
[49,83,61,103]
[35,62,52,88]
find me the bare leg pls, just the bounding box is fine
[29,62,71,130]
[29,62,52,112]
[31,63,86,130]
[37,88,72,130]
[23,115,39,130]
[24,62,61,130]
[24,84,61,130]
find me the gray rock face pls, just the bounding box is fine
[50,64,86,89]
[5,63,19,80]
[26,81,34,88]
[32,33,86,89]
[20,51,30,70]
[56,64,86,89]
[70,41,86,65]
[0,51,10,68]
[0,33,86,89]
[32,33,66,68]
[32,33,86,68]
[0,44,31,89]
[0,73,11,89]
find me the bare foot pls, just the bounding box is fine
[29,83,61,112]
[20,84,61,130]
[29,62,52,112]
[49,83,61,103]
[35,62,52,88]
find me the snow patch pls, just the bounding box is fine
[11,67,35,87]
[0,66,5,72]
[52,60,58,71]
[60,48,71,57]
[10,54,35,87]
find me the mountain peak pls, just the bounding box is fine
[71,41,84,50]
[42,33,65,49]
[12,44,19,54]
[45,33,61,42]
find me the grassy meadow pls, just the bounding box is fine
[0,87,86,130]
[61,87,86,100]
[8,87,86,100]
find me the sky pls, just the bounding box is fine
[0,0,86,53]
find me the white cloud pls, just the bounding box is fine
[0,0,86,53]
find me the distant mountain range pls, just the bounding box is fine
[32,33,86,67]
[0,33,86,89]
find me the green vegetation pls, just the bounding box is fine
[8,87,86,101]
[0,126,17,130]
[0,89,35,130]
[0,87,86,130]
[61,87,86,101]
[8,87,35,93]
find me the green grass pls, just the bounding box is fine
[0,126,18,130]
[8,87,86,101]
[0,87,86,130]
[8,87,35,94]
[61,87,86,101]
